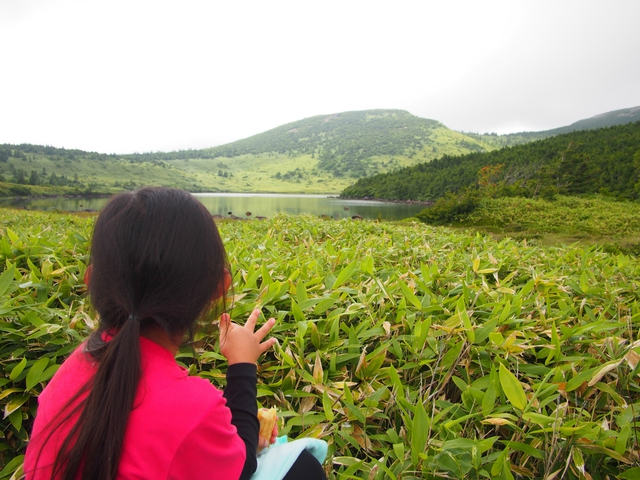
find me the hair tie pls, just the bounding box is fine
[128,314,140,323]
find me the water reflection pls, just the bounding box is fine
[0,193,426,221]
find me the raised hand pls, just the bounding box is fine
[219,309,276,365]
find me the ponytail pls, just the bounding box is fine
[39,187,227,479]
[53,316,142,480]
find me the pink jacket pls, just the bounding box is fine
[24,337,246,479]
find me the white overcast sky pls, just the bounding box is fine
[1,0,639,154]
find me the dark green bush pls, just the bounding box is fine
[416,189,480,225]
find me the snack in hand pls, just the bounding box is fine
[258,407,277,442]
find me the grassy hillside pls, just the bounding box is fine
[0,111,503,195]
[2,106,640,196]
[341,121,640,201]
[198,110,495,178]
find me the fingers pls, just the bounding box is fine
[258,436,268,451]
[255,317,276,341]
[219,309,276,363]
[259,337,276,355]
[245,309,276,343]
[245,309,260,330]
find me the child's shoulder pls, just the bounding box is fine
[139,338,224,407]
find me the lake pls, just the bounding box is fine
[0,193,426,221]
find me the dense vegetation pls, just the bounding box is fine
[0,110,502,195]
[200,110,495,178]
[342,121,640,201]
[2,210,640,479]
[415,195,640,256]
[2,107,639,197]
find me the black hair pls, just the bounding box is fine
[49,187,228,480]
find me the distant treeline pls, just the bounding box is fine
[341,121,640,201]
[0,144,117,162]
[0,144,214,163]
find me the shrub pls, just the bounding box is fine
[416,189,481,225]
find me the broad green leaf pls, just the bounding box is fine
[26,357,49,391]
[410,399,428,466]
[295,281,308,303]
[442,438,478,450]
[566,366,599,392]
[482,384,496,416]
[260,264,272,286]
[9,409,22,432]
[523,412,556,426]
[474,318,497,344]
[618,467,640,479]
[502,441,544,459]
[6,228,19,244]
[392,443,404,461]
[490,447,509,476]
[398,280,422,310]
[0,265,17,297]
[594,382,626,407]
[615,424,631,454]
[498,300,511,323]
[4,394,29,417]
[312,296,338,315]
[0,389,23,401]
[576,443,632,464]
[457,297,475,343]
[322,390,334,421]
[499,363,527,411]
[0,455,24,478]
[388,364,403,392]
[9,358,27,382]
[345,402,365,424]
[332,261,358,290]
[290,298,305,323]
[361,256,374,275]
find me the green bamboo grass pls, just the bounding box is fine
[1,210,639,479]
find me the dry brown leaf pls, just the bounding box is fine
[588,360,622,387]
[625,350,640,370]
[482,418,511,425]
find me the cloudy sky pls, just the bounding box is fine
[1,0,639,154]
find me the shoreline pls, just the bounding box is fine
[336,195,432,206]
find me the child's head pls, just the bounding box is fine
[88,187,228,337]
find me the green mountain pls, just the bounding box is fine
[200,109,494,176]
[543,105,640,135]
[341,121,640,201]
[1,106,639,196]
[0,110,502,195]
[462,105,640,149]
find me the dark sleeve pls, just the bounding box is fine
[223,363,259,480]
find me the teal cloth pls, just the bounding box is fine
[251,436,328,480]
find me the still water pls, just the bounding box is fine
[0,193,426,221]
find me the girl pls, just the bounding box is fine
[24,188,326,480]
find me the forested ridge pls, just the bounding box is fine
[0,110,497,187]
[341,121,640,201]
[200,109,492,177]
[2,107,640,196]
